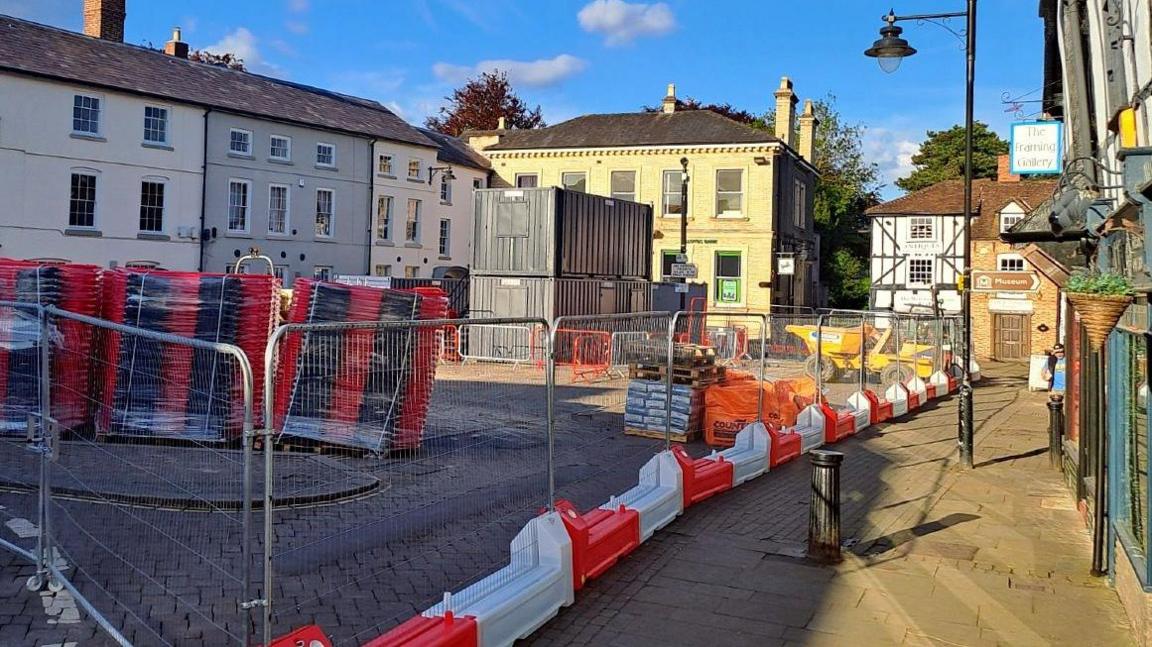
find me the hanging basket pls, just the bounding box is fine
[1066,292,1133,350]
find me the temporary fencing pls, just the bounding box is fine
[459,323,545,365]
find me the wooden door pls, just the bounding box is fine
[993,314,1031,361]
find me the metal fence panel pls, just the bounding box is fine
[262,317,552,646]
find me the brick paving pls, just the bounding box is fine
[525,362,1135,646]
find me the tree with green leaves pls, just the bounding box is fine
[895,123,1009,192]
[425,71,545,136]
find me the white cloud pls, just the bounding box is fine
[862,126,921,198]
[577,0,675,46]
[287,0,309,12]
[284,20,308,35]
[204,28,281,76]
[432,54,587,87]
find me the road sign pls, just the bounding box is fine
[971,271,1041,292]
[676,253,688,263]
[777,257,795,276]
[1010,121,1063,175]
[674,284,690,293]
[671,263,698,278]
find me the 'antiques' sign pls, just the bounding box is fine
[971,271,1040,292]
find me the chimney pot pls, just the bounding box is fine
[164,25,189,59]
[798,99,819,162]
[997,154,1020,182]
[662,82,677,114]
[497,116,507,130]
[83,0,126,42]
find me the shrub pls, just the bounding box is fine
[1065,271,1133,296]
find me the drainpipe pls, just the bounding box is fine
[198,108,212,271]
[366,138,377,275]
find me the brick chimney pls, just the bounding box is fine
[163,27,188,59]
[83,0,126,42]
[774,77,797,147]
[798,99,819,163]
[997,154,1020,183]
[662,83,677,114]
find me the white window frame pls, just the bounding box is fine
[440,174,452,203]
[561,171,587,193]
[662,169,685,218]
[907,258,934,286]
[229,128,252,155]
[138,176,167,233]
[408,158,422,179]
[267,183,290,235]
[227,178,252,234]
[269,134,292,161]
[143,105,169,145]
[997,253,1027,272]
[68,168,100,229]
[908,216,935,241]
[72,94,102,136]
[404,265,420,278]
[315,188,334,238]
[378,154,394,176]
[659,250,679,280]
[610,170,637,202]
[406,198,421,243]
[473,177,485,190]
[1000,211,1024,233]
[514,173,539,188]
[376,195,393,242]
[438,218,451,256]
[316,142,336,168]
[715,168,744,218]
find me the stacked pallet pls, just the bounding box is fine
[627,344,725,387]
[623,344,723,441]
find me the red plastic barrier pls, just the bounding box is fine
[766,423,802,467]
[925,383,937,400]
[948,375,959,392]
[360,614,477,647]
[672,445,734,507]
[862,390,893,424]
[819,403,855,443]
[269,624,333,647]
[554,499,640,591]
[907,390,921,410]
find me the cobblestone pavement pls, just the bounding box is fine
[525,362,1136,646]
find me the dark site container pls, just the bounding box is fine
[469,276,653,321]
[472,187,653,280]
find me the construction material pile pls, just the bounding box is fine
[0,260,102,433]
[624,380,703,441]
[99,269,280,441]
[273,280,447,452]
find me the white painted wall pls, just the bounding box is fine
[0,73,203,269]
[368,140,484,278]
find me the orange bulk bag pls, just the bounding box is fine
[703,371,799,447]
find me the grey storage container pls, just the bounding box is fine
[469,276,652,321]
[472,187,653,279]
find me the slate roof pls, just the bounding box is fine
[481,110,780,150]
[417,128,491,171]
[0,15,436,148]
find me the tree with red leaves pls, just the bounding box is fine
[425,71,545,136]
[642,97,766,128]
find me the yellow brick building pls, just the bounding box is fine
[467,79,821,311]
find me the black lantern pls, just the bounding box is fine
[864,11,917,73]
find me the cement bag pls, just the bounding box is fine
[703,372,784,447]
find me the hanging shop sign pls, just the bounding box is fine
[1010,121,1063,175]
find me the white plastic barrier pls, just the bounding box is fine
[424,512,575,647]
[884,383,909,418]
[605,450,683,542]
[793,405,826,453]
[846,391,873,424]
[718,422,770,486]
[970,358,982,382]
[930,370,953,394]
[906,376,929,401]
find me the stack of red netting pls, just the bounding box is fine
[273,280,447,452]
[99,268,280,442]
[0,259,101,434]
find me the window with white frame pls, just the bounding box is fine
[473,177,484,190]
[69,172,97,228]
[515,173,538,188]
[406,198,421,242]
[998,253,1027,272]
[313,266,332,281]
[374,264,392,277]
[227,179,250,232]
[268,184,289,235]
[72,94,101,135]
[907,258,934,285]
[378,154,394,175]
[440,174,452,203]
[909,216,934,240]
[229,129,252,155]
[143,106,168,144]
[408,159,422,179]
[316,142,335,167]
[270,135,291,161]
[662,170,684,217]
[611,170,636,202]
[439,219,451,255]
[660,250,679,280]
[376,195,393,241]
[1000,211,1024,233]
[138,180,165,232]
[315,188,333,237]
[561,172,587,193]
[715,169,743,217]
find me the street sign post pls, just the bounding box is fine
[970,271,1041,292]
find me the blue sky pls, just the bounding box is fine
[2,0,1046,198]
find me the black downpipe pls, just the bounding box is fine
[198,108,212,272]
[1091,348,1107,576]
[366,138,377,275]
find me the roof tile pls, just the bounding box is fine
[484,110,779,150]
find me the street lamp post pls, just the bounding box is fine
[679,157,690,311]
[865,2,978,469]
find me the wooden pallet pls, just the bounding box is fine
[672,344,718,366]
[628,363,726,386]
[624,426,699,443]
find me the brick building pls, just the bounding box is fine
[867,158,1058,360]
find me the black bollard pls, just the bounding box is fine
[1048,395,1064,470]
[808,450,844,564]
